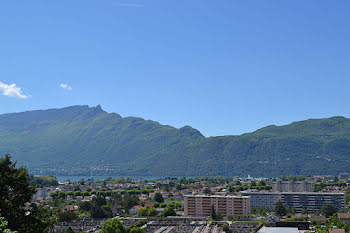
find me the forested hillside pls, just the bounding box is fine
[1,105,350,176]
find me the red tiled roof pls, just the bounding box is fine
[133,205,143,210]
[338,213,350,219]
[65,205,79,211]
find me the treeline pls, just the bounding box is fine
[50,189,155,199]
[313,182,347,192]
[229,185,272,192]
[29,175,59,187]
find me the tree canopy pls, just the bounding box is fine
[0,155,52,232]
[100,218,126,233]
[320,204,338,218]
[274,200,287,217]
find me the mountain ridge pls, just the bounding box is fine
[1,105,350,177]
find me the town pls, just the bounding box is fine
[29,174,350,233]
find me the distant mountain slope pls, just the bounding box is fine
[0,105,350,176]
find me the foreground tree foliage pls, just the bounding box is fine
[0,155,52,232]
[0,216,16,233]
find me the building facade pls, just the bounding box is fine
[184,195,251,218]
[241,191,345,213]
[272,181,313,192]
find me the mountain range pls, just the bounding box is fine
[1,105,350,177]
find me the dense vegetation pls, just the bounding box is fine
[0,155,53,232]
[1,105,350,176]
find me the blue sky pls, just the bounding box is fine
[0,0,349,136]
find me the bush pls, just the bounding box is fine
[153,202,160,208]
[163,207,176,217]
[58,211,78,222]
[100,218,126,233]
[130,227,145,233]
[222,222,229,232]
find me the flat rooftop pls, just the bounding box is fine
[241,191,345,195]
[258,227,300,233]
[184,195,250,198]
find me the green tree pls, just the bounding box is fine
[163,207,176,217]
[0,155,52,232]
[101,205,113,218]
[79,201,92,211]
[153,193,164,203]
[122,193,138,210]
[320,204,338,218]
[130,227,145,233]
[58,211,78,222]
[258,180,266,186]
[222,222,229,232]
[174,202,182,209]
[274,200,287,217]
[100,218,126,233]
[211,204,216,220]
[137,208,147,216]
[153,202,160,208]
[147,207,157,217]
[0,216,16,233]
[91,205,107,218]
[63,226,75,233]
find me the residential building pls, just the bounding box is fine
[184,195,250,218]
[272,181,313,192]
[241,191,345,213]
[64,205,79,211]
[129,205,143,215]
[32,188,48,200]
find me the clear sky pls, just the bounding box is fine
[0,0,349,137]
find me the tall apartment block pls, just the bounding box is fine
[241,191,345,213]
[184,195,251,218]
[272,181,313,192]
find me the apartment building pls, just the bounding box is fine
[272,181,313,192]
[241,191,345,213]
[184,195,251,218]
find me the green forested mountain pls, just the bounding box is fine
[1,105,350,176]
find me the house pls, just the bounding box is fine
[32,188,48,200]
[139,197,148,202]
[338,213,350,224]
[64,205,79,211]
[83,196,93,202]
[129,205,143,215]
[144,200,154,208]
[112,205,124,216]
